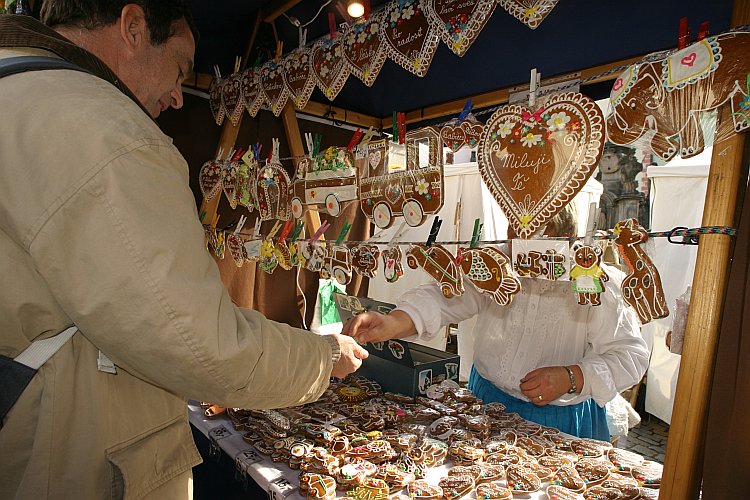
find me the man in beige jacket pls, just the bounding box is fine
[0,2,367,498]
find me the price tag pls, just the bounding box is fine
[208,425,232,441]
[237,448,264,466]
[267,476,296,499]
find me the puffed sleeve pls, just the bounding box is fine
[578,267,650,406]
[396,282,488,343]
[29,138,334,409]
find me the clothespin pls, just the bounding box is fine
[347,128,363,151]
[267,220,283,240]
[392,111,398,141]
[199,210,207,223]
[458,98,474,124]
[313,134,322,157]
[470,218,483,248]
[697,21,709,41]
[213,65,222,81]
[278,219,295,241]
[360,126,376,145]
[215,147,225,162]
[252,218,262,238]
[529,68,541,108]
[426,217,442,247]
[233,215,248,236]
[311,221,331,242]
[298,26,308,48]
[231,148,245,162]
[233,56,242,74]
[271,138,280,163]
[291,221,305,242]
[241,148,255,166]
[335,222,352,245]
[584,202,598,245]
[678,17,690,49]
[397,112,406,144]
[304,132,315,157]
[328,12,337,39]
[274,41,284,63]
[252,143,262,162]
[210,213,220,230]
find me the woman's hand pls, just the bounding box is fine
[519,365,582,406]
[340,310,416,343]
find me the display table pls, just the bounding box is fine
[188,402,639,500]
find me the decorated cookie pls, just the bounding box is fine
[630,461,662,488]
[538,454,576,470]
[575,459,611,486]
[381,246,405,283]
[424,0,496,57]
[282,47,315,110]
[475,482,512,500]
[343,12,386,87]
[614,218,669,324]
[571,439,610,459]
[551,465,586,493]
[582,485,624,499]
[505,464,542,494]
[346,477,390,499]
[599,477,642,500]
[545,484,585,500]
[299,472,337,500]
[458,246,521,306]
[438,474,475,499]
[570,243,609,306]
[515,436,547,457]
[349,244,381,278]
[429,416,459,441]
[607,448,644,473]
[407,243,464,298]
[408,479,443,500]
[477,464,505,484]
[497,0,560,29]
[380,0,439,77]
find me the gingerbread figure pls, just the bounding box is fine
[406,244,464,298]
[458,246,521,306]
[614,218,669,324]
[349,243,380,278]
[569,243,609,305]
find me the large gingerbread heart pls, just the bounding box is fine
[221,73,243,126]
[312,37,350,101]
[424,0,496,56]
[497,0,560,29]
[343,12,386,86]
[282,47,316,110]
[199,160,223,200]
[208,77,225,125]
[380,0,440,77]
[259,60,289,117]
[477,92,604,239]
[240,67,263,117]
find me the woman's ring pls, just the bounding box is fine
[537,395,543,401]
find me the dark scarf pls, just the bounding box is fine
[0,14,148,115]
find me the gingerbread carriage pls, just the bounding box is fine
[291,146,358,219]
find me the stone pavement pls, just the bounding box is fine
[615,413,669,463]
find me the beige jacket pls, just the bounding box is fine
[0,46,334,499]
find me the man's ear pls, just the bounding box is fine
[119,4,149,52]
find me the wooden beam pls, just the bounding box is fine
[300,100,382,129]
[384,54,643,127]
[659,2,750,498]
[262,0,304,23]
[281,102,323,240]
[241,11,263,71]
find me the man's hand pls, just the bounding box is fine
[330,333,369,378]
[519,365,581,406]
[340,310,416,344]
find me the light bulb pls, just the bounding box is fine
[347,1,365,18]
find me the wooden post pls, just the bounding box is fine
[660,3,749,497]
[281,102,323,238]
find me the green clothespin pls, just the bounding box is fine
[199,210,207,223]
[392,111,398,140]
[470,218,483,248]
[290,221,304,242]
[313,134,322,157]
[336,222,352,245]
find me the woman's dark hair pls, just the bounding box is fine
[41,0,199,45]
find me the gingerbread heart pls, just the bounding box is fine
[282,47,315,110]
[438,474,475,499]
[475,482,512,500]
[607,448,644,473]
[221,73,243,127]
[208,77,225,125]
[477,464,505,483]
[552,465,586,493]
[199,160,222,200]
[440,124,467,152]
[222,160,238,208]
[408,479,443,499]
[343,12,386,86]
[461,120,484,148]
[259,60,288,117]
[538,454,575,470]
[226,233,246,267]
[575,459,611,486]
[477,92,604,238]
[600,478,642,500]
[424,0,496,56]
[505,465,542,494]
[582,485,625,499]
[497,0,560,29]
[240,67,263,117]
[380,0,440,77]
[312,37,349,101]
[545,484,585,500]
[570,438,610,459]
[630,461,662,488]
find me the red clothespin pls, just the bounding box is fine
[364,0,371,19]
[697,21,709,41]
[397,112,406,144]
[347,128,363,151]
[278,219,295,241]
[231,148,245,162]
[266,147,274,163]
[678,17,690,49]
[328,12,337,39]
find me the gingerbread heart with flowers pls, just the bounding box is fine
[477,92,604,239]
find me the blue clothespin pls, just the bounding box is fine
[426,217,442,247]
[458,98,474,124]
[252,143,262,161]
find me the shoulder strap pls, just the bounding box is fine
[14,326,78,370]
[0,55,89,79]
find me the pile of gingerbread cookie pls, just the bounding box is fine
[222,376,662,499]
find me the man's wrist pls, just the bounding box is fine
[322,335,341,365]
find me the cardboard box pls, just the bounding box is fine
[333,293,461,397]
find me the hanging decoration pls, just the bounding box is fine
[424,0,497,57]
[312,36,350,101]
[221,72,244,127]
[255,139,293,221]
[282,47,316,110]
[237,148,258,210]
[259,60,289,116]
[221,156,239,209]
[614,218,669,324]
[477,92,604,239]
[343,11,387,86]
[380,0,440,77]
[381,246,404,283]
[349,243,381,278]
[226,232,247,267]
[241,67,264,118]
[569,243,609,306]
[198,156,223,201]
[357,127,444,229]
[299,240,327,272]
[208,74,225,126]
[406,243,464,298]
[458,246,521,305]
[321,244,353,285]
[440,116,485,152]
[496,0,560,30]
[606,28,750,161]
[291,146,358,219]
[512,239,570,281]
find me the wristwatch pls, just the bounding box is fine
[564,366,577,394]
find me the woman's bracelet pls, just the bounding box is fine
[564,366,577,394]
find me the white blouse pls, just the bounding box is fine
[396,265,649,407]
